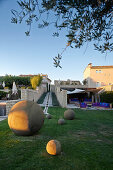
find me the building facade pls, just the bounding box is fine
[83,63,113,88]
[54,79,87,91]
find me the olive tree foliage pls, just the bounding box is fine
[11,0,113,68]
[30,75,42,89]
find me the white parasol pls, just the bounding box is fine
[2,81,5,88]
[12,82,17,94]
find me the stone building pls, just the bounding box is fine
[54,79,87,91]
[54,79,88,107]
[83,63,113,88]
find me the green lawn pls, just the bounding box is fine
[37,92,47,104]
[0,108,113,170]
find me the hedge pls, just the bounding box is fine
[100,91,113,103]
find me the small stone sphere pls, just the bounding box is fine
[46,140,61,155]
[8,100,44,136]
[58,118,65,125]
[64,109,75,120]
[46,113,52,119]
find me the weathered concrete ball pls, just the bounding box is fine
[46,113,52,119]
[8,100,44,136]
[46,140,61,155]
[58,118,65,125]
[64,109,75,120]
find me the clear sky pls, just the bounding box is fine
[0,0,113,83]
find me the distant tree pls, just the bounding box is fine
[0,75,30,88]
[30,75,42,89]
[82,79,88,85]
[12,0,113,67]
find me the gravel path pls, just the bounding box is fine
[43,92,53,114]
[0,116,7,122]
[42,92,52,107]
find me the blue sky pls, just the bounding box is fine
[0,0,113,83]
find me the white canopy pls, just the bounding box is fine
[67,89,85,94]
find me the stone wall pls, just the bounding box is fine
[21,86,45,102]
[5,87,45,115]
[6,100,21,115]
[51,85,55,93]
[55,86,67,108]
[0,89,10,93]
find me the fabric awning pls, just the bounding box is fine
[67,89,85,94]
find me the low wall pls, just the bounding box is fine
[6,100,21,115]
[55,87,67,108]
[0,89,10,93]
[21,87,45,102]
[5,87,45,115]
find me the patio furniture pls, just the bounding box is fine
[80,102,87,108]
[92,102,110,108]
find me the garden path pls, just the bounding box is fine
[43,92,52,106]
[0,116,7,122]
[43,92,52,114]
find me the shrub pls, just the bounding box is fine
[27,86,32,89]
[21,87,26,89]
[0,91,7,99]
[4,87,9,89]
[100,91,113,103]
[0,85,3,89]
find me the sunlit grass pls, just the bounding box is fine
[0,108,113,170]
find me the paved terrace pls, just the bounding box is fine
[0,116,7,122]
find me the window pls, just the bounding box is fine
[101,82,105,86]
[96,82,101,87]
[96,70,102,73]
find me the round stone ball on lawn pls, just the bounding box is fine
[46,113,52,119]
[8,100,44,136]
[64,109,75,120]
[58,118,65,125]
[46,140,61,155]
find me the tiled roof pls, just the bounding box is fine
[19,74,51,81]
[86,88,103,93]
[91,66,113,69]
[19,74,48,77]
[19,74,35,77]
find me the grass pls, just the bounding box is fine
[37,92,47,104]
[0,108,113,170]
[52,92,59,106]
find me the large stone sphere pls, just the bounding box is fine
[58,118,65,125]
[64,109,75,120]
[8,100,44,136]
[46,140,61,155]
